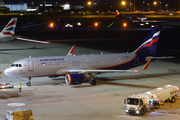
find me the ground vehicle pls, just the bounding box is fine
[6,108,33,120]
[0,83,14,89]
[124,85,179,115]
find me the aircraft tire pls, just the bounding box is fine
[26,82,31,86]
[170,97,176,103]
[91,80,96,85]
[89,80,96,85]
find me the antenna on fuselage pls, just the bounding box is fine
[29,55,31,58]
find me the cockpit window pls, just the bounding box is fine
[11,64,22,67]
[11,64,15,67]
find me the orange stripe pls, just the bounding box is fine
[142,58,152,70]
[67,74,72,85]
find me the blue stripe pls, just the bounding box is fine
[5,27,15,31]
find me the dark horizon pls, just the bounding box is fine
[3,0,180,3]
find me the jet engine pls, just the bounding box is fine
[65,74,84,85]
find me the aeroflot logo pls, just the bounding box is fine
[170,90,179,95]
[40,58,64,62]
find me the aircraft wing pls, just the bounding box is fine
[67,58,152,74]
[16,37,50,44]
[68,69,138,73]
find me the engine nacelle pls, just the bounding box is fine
[65,74,84,85]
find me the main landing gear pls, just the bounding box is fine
[89,77,96,85]
[26,77,31,86]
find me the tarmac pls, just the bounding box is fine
[0,40,180,120]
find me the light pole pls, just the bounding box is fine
[165,4,168,11]
[143,1,145,11]
[88,1,92,13]
[134,0,135,12]
[153,1,157,11]
[147,3,149,11]
[121,1,126,11]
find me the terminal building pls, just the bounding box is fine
[0,0,9,13]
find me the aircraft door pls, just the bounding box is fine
[28,60,34,71]
[135,55,139,65]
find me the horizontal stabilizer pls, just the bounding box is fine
[146,56,175,61]
[17,37,50,44]
[141,58,152,70]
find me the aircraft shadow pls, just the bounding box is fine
[0,90,20,99]
[96,69,180,81]
[0,46,47,51]
[30,69,180,88]
[74,69,180,88]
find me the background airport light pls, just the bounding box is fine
[88,1,92,6]
[121,1,126,6]
[123,22,127,27]
[50,23,54,28]
[94,22,98,27]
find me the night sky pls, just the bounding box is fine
[3,0,180,3]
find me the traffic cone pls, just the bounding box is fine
[170,104,172,108]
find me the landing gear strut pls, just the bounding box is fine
[89,77,96,85]
[26,77,31,86]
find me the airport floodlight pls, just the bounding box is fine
[121,1,126,6]
[88,1,92,6]
[153,1,157,5]
[94,22,98,27]
[50,23,54,28]
[123,22,127,27]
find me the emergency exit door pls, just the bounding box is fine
[28,60,34,71]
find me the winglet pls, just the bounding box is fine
[67,45,75,56]
[141,58,153,70]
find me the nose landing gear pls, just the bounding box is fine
[26,77,31,86]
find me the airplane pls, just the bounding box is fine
[116,10,147,21]
[0,18,49,44]
[4,26,171,86]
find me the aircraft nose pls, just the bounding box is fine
[4,67,15,77]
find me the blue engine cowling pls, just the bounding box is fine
[65,74,84,85]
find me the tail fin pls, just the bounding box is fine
[1,18,18,37]
[134,26,161,54]
[116,10,120,16]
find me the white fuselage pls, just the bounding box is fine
[4,52,138,78]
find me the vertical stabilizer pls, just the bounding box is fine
[1,18,18,37]
[134,26,161,54]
